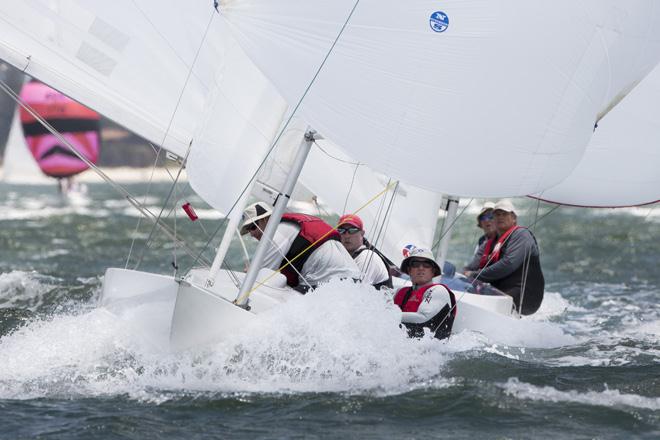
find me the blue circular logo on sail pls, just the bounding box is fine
[430,11,449,33]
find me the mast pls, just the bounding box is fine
[436,196,459,273]
[205,187,252,287]
[234,128,317,306]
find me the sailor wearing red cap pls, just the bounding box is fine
[337,214,392,290]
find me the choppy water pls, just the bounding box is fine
[0,181,658,439]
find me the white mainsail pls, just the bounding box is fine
[219,0,660,199]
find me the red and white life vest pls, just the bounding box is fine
[278,213,340,287]
[479,225,523,268]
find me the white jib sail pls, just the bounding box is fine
[219,0,660,198]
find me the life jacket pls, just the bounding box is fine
[479,225,522,268]
[278,213,340,287]
[479,226,544,315]
[394,283,457,340]
[352,244,393,289]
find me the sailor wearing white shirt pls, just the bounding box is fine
[240,202,360,292]
[337,214,392,290]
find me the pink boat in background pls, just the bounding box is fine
[19,80,100,178]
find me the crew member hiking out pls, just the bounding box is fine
[240,202,360,292]
[394,247,456,340]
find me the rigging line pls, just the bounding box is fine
[364,180,399,273]
[354,178,392,277]
[0,79,209,266]
[125,144,167,269]
[127,6,216,270]
[519,198,541,317]
[235,180,397,305]
[343,161,361,214]
[132,143,191,270]
[434,227,522,332]
[528,203,561,229]
[367,179,392,249]
[313,141,361,165]
[431,198,474,253]
[184,1,363,273]
[518,246,532,318]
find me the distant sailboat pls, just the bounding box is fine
[19,80,100,193]
[1,107,48,184]
[1,1,659,349]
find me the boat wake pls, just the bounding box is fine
[0,278,588,402]
[500,377,660,411]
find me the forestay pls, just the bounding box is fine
[219,0,660,198]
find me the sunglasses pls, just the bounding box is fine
[408,259,434,269]
[337,226,361,235]
[479,212,494,222]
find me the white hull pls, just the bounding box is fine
[99,268,515,350]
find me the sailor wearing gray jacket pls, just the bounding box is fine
[464,199,545,315]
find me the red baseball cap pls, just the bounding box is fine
[338,214,363,230]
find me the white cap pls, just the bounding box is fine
[493,199,516,214]
[239,202,272,235]
[400,247,441,276]
[477,201,496,224]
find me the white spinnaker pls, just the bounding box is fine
[220,0,660,198]
[0,1,286,214]
[532,63,660,208]
[302,141,441,266]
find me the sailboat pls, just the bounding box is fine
[0,1,659,350]
[1,79,100,197]
[1,107,49,184]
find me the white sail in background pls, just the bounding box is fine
[0,1,286,214]
[532,63,660,208]
[219,0,660,199]
[1,109,49,183]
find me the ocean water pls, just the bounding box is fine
[0,181,658,439]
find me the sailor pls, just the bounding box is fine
[337,214,393,290]
[463,199,545,315]
[473,201,497,256]
[240,202,360,292]
[394,247,456,340]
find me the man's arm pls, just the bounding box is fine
[464,240,486,271]
[476,229,537,281]
[259,223,300,270]
[401,285,452,324]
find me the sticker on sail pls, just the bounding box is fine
[429,11,449,33]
